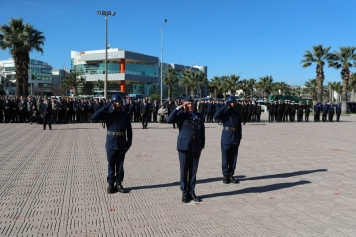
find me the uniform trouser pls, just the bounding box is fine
[256,114,261,122]
[241,113,246,124]
[106,150,126,184]
[247,112,252,122]
[129,112,133,122]
[336,113,341,122]
[268,113,274,122]
[153,112,158,122]
[142,114,148,127]
[4,109,11,122]
[278,112,283,122]
[305,113,309,122]
[58,110,64,123]
[289,114,295,122]
[328,113,334,122]
[314,112,320,122]
[297,112,303,121]
[134,112,139,122]
[221,143,239,176]
[42,115,52,129]
[178,150,200,196]
[322,112,327,122]
[30,115,39,123]
[283,113,289,122]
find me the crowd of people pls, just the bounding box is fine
[0,95,343,126]
[266,100,342,123]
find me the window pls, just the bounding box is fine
[39,83,52,88]
[41,68,52,74]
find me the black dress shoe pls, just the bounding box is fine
[190,193,201,202]
[115,183,126,193]
[107,184,115,194]
[229,175,239,184]
[182,195,191,203]
[223,175,230,184]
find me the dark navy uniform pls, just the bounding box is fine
[314,102,321,122]
[167,96,205,203]
[213,96,242,184]
[328,104,335,122]
[321,103,329,122]
[91,95,132,193]
[336,104,341,122]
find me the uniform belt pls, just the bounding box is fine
[107,131,126,136]
[225,127,236,131]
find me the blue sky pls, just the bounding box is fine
[1,0,355,86]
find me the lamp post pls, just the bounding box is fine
[159,19,167,104]
[29,54,43,96]
[97,10,116,99]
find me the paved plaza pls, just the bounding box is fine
[0,113,355,237]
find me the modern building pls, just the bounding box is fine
[71,48,208,97]
[0,58,53,96]
[71,48,160,96]
[52,68,70,96]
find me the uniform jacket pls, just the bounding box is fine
[167,109,205,152]
[328,105,335,114]
[314,104,321,112]
[214,104,242,145]
[91,104,133,151]
[140,102,149,115]
[322,104,329,113]
[336,105,341,114]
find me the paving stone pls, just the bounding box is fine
[0,115,356,236]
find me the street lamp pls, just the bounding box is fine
[159,19,167,104]
[97,10,116,99]
[29,54,43,96]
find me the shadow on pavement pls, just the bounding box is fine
[199,180,311,199]
[241,169,327,181]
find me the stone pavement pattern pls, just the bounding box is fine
[0,114,355,237]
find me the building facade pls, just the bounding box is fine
[71,48,208,98]
[71,48,160,96]
[0,58,53,96]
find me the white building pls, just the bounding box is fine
[0,58,53,96]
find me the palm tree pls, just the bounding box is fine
[196,71,208,99]
[163,66,179,100]
[304,79,318,104]
[94,79,104,91]
[278,82,290,95]
[179,68,194,96]
[349,73,356,102]
[60,70,86,96]
[256,75,273,101]
[224,74,240,96]
[208,76,220,98]
[301,44,332,103]
[329,46,356,113]
[247,78,256,97]
[0,18,45,96]
[238,79,249,97]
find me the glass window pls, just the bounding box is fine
[41,68,52,74]
[39,83,52,88]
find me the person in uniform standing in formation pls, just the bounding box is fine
[256,102,262,122]
[91,94,132,194]
[336,103,342,122]
[328,103,335,122]
[213,96,242,184]
[321,101,329,122]
[314,101,321,122]
[167,95,205,203]
[140,98,149,129]
[304,100,311,122]
[297,101,304,122]
[289,101,296,122]
[268,101,275,123]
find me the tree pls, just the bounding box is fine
[256,75,273,101]
[238,79,249,97]
[329,46,356,113]
[0,18,45,96]
[196,71,208,99]
[179,68,195,96]
[349,73,356,102]
[224,74,240,96]
[60,70,86,96]
[277,82,290,95]
[304,79,318,104]
[162,66,179,100]
[208,76,220,99]
[94,79,104,91]
[247,78,256,97]
[301,44,332,103]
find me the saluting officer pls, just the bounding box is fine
[213,96,242,184]
[91,94,133,194]
[167,95,205,203]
